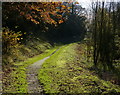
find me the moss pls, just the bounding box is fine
[3,45,59,93]
[38,43,120,94]
[3,42,120,93]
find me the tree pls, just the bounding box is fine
[90,1,120,71]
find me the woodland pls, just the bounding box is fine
[2,0,120,94]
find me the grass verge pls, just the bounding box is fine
[38,43,120,94]
[3,46,60,93]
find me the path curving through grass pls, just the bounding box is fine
[26,48,60,93]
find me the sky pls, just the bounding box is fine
[77,0,120,9]
[78,0,91,9]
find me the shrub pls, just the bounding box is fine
[2,27,22,65]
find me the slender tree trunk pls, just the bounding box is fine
[93,2,98,67]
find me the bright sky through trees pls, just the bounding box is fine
[78,0,120,9]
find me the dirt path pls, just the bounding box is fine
[26,48,60,93]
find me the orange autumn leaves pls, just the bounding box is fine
[2,28,22,52]
[4,2,79,25]
[26,2,68,25]
[13,2,71,25]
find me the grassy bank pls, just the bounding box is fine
[3,45,60,93]
[38,43,120,94]
[3,39,52,65]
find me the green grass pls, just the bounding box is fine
[3,46,60,93]
[38,43,120,94]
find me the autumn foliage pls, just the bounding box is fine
[2,1,84,65]
[2,28,22,64]
[3,2,75,26]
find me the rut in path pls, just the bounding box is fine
[26,48,60,93]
